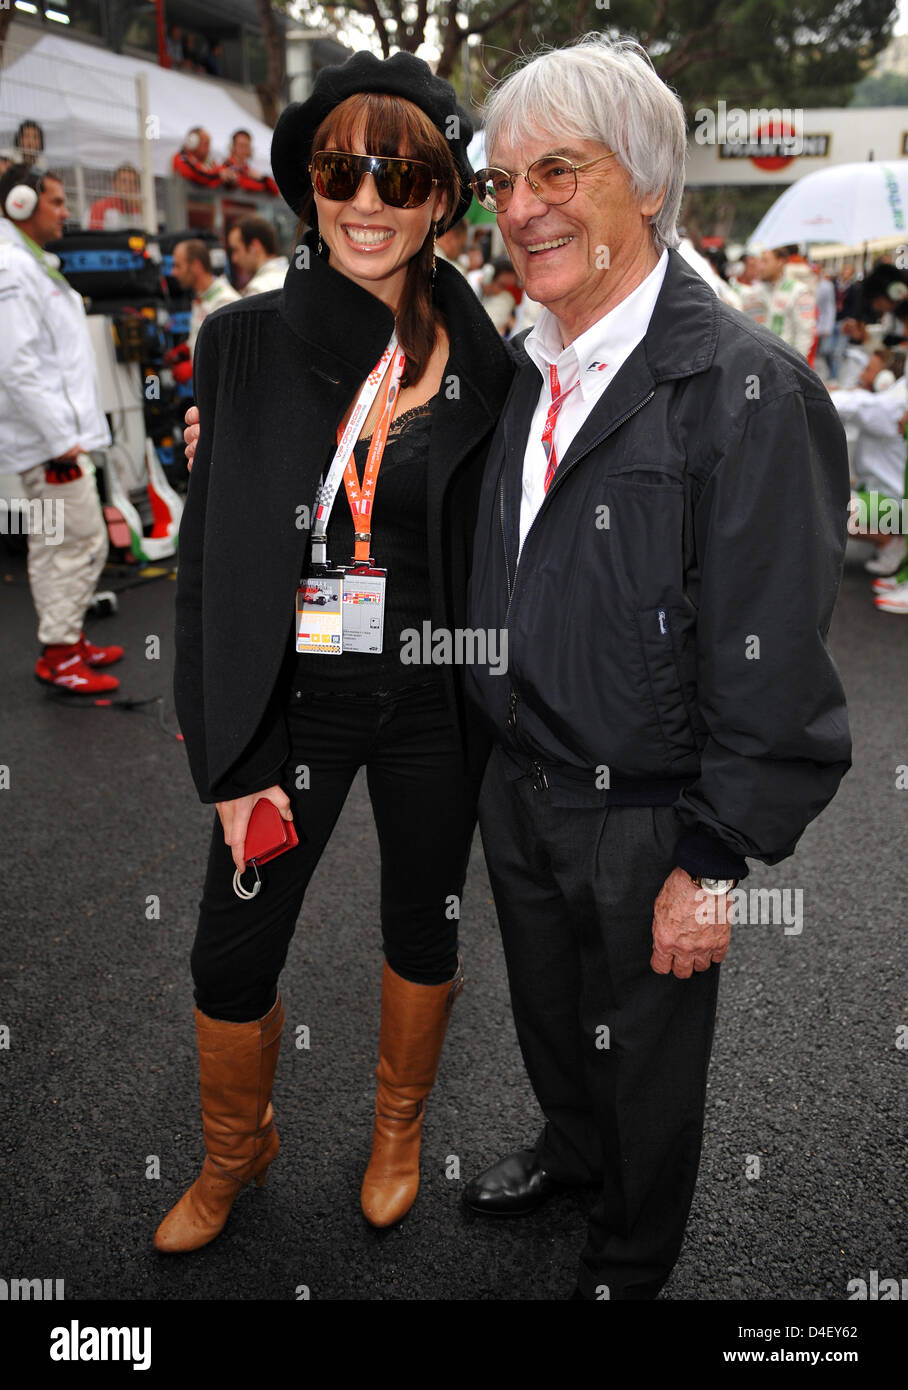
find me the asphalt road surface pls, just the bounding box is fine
[1,538,905,1305]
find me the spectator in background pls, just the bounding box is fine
[166,24,185,68]
[756,244,817,360]
[857,263,908,339]
[829,263,861,387]
[836,318,873,390]
[226,216,288,295]
[482,256,520,336]
[735,252,760,286]
[836,263,856,311]
[166,239,239,383]
[815,268,837,380]
[855,346,904,394]
[172,127,224,190]
[435,217,468,274]
[727,251,766,324]
[15,119,45,169]
[203,42,225,78]
[181,33,205,74]
[221,129,279,197]
[465,242,487,296]
[889,298,908,353]
[833,349,908,578]
[87,163,143,231]
[871,403,908,614]
[0,164,123,695]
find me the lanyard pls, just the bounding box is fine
[310,332,406,566]
[541,362,581,489]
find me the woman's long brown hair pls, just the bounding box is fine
[294,92,463,387]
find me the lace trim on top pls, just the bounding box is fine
[359,392,438,445]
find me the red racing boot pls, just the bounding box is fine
[35,643,119,694]
[77,632,124,667]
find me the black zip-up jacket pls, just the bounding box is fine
[173,252,513,803]
[467,250,852,879]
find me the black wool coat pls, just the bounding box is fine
[173,254,515,803]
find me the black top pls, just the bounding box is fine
[293,396,443,691]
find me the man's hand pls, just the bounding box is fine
[184,405,200,470]
[651,865,731,978]
[52,445,82,464]
[215,784,294,875]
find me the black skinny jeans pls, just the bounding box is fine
[190,680,480,1022]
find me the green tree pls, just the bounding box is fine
[309,0,896,109]
[258,0,289,126]
[849,70,908,106]
[478,0,898,109]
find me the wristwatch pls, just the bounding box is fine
[689,875,737,894]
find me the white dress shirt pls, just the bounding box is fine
[519,249,669,553]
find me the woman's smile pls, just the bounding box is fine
[341,222,396,250]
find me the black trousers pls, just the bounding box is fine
[190,681,479,1022]
[477,745,721,1300]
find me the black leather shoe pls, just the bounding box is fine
[462,1148,567,1216]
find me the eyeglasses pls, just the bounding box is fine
[471,152,618,213]
[309,150,438,209]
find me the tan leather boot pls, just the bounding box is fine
[153,993,284,1253]
[361,959,463,1228]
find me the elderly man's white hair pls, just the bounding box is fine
[482,33,687,252]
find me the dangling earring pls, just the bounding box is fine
[317,232,323,257]
[431,222,438,285]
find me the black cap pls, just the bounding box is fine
[270,50,475,226]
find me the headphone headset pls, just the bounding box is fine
[4,169,44,222]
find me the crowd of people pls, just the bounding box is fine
[165,23,226,79]
[172,125,279,197]
[163,216,291,384]
[694,246,908,612]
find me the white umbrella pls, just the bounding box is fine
[748,161,908,250]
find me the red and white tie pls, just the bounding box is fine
[541,362,581,493]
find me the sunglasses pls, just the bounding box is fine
[471,152,617,213]
[309,150,438,209]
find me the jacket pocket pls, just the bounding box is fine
[635,605,699,766]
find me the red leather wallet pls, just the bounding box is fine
[243,798,299,865]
